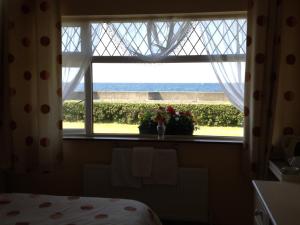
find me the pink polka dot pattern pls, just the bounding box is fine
[40,104,50,114]
[40,1,50,12]
[21,4,31,14]
[283,127,294,135]
[50,212,63,219]
[6,210,20,216]
[24,104,32,113]
[40,138,50,147]
[95,214,108,219]
[284,91,295,101]
[286,16,298,27]
[256,15,265,26]
[22,37,31,47]
[40,70,50,80]
[10,121,17,130]
[40,36,50,46]
[252,127,261,137]
[24,71,32,80]
[286,54,296,65]
[124,206,137,211]
[8,53,15,63]
[80,205,94,210]
[255,53,265,64]
[25,136,34,146]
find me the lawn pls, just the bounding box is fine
[63,122,243,137]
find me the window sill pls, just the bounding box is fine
[63,134,243,144]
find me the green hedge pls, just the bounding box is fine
[63,101,244,127]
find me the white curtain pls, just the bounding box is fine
[111,20,191,61]
[199,20,245,112]
[62,20,192,100]
[62,23,102,101]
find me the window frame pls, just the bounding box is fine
[62,14,247,139]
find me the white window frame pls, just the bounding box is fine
[62,14,247,138]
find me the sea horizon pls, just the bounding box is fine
[73,83,224,92]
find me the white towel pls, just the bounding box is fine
[143,149,178,185]
[111,148,141,188]
[131,147,154,177]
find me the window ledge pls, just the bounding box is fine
[63,134,243,144]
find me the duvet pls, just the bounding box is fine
[0,193,162,225]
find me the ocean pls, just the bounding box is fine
[75,83,224,92]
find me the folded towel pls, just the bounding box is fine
[143,148,178,185]
[132,147,154,177]
[111,148,141,188]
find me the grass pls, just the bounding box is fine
[63,122,243,137]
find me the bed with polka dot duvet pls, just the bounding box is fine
[0,193,162,225]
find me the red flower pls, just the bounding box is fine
[167,106,175,114]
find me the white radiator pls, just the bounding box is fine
[84,164,208,222]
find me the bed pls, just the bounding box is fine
[0,193,162,225]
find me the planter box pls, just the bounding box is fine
[139,122,194,135]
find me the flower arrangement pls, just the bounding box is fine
[138,105,196,135]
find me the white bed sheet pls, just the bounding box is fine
[0,193,162,225]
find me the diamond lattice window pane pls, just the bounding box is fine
[62,18,247,57]
[62,26,81,52]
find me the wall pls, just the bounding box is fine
[68,91,229,103]
[9,2,253,225]
[60,0,247,16]
[10,139,253,225]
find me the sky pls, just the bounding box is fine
[92,63,219,83]
[62,62,245,84]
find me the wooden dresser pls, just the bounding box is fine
[253,180,300,225]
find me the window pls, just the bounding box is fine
[62,15,246,137]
